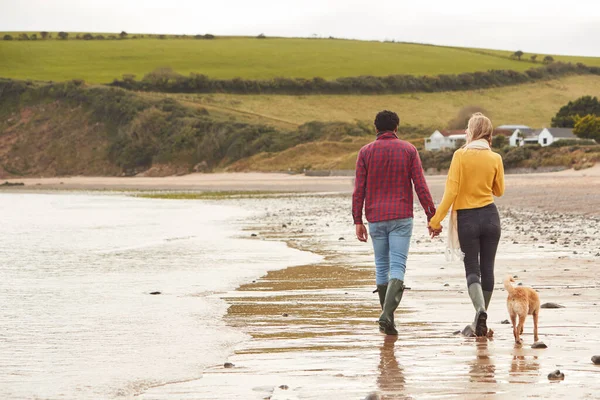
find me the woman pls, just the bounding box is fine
[428,113,505,337]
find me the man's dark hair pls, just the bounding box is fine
[374,110,400,132]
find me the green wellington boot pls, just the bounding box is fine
[378,279,405,335]
[376,284,394,333]
[468,283,488,337]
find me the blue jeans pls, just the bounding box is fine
[368,218,413,285]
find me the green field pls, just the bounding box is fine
[5,35,596,84]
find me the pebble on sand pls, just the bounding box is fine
[339,237,345,240]
[541,303,565,309]
[501,319,510,324]
[547,370,565,380]
[364,393,381,400]
[279,385,289,390]
[444,283,450,287]
[149,291,161,295]
[282,313,289,317]
[251,233,258,237]
[532,341,548,349]
[592,355,600,365]
[224,362,234,368]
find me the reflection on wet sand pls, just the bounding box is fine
[509,348,540,384]
[377,336,406,399]
[469,338,497,385]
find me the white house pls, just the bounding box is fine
[521,128,578,147]
[509,128,535,147]
[425,129,515,151]
[424,130,467,151]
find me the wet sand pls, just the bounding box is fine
[5,167,599,398]
[138,191,600,399]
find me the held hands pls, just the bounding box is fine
[355,223,368,242]
[428,223,443,239]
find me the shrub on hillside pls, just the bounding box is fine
[551,96,600,128]
[573,114,600,142]
[83,33,94,40]
[3,34,13,41]
[40,31,49,39]
[58,32,69,40]
[257,33,266,39]
[110,62,600,95]
[492,134,507,148]
[18,33,30,40]
[503,146,533,168]
[419,149,455,171]
[549,139,598,147]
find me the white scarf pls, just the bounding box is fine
[446,139,491,261]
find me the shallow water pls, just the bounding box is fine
[0,192,321,399]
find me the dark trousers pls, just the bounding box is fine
[457,203,501,291]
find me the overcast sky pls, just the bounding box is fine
[2,0,599,57]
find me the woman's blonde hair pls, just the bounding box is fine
[466,112,493,144]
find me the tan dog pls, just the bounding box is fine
[504,275,540,344]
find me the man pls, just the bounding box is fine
[352,110,441,335]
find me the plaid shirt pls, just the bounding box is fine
[352,131,436,224]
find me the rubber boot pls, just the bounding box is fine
[379,279,404,335]
[468,283,488,337]
[483,290,493,311]
[376,284,394,333]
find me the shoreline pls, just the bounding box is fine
[3,165,600,217]
[138,194,600,399]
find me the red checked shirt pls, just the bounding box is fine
[352,131,436,224]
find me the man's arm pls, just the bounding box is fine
[352,149,368,241]
[410,148,436,221]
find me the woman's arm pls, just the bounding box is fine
[428,151,461,230]
[493,156,505,197]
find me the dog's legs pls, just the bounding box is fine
[517,314,526,344]
[510,311,519,343]
[533,309,539,343]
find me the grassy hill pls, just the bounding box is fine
[1,78,598,179]
[1,35,599,176]
[165,75,600,128]
[2,35,600,84]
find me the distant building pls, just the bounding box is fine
[425,129,514,151]
[520,128,578,147]
[424,130,466,151]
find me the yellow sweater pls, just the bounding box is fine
[429,148,505,229]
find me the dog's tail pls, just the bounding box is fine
[504,275,516,294]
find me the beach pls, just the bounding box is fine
[2,167,600,399]
[135,188,600,399]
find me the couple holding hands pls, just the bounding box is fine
[353,110,504,336]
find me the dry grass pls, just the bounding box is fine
[171,76,600,128]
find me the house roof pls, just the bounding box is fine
[526,128,576,139]
[546,128,576,139]
[439,129,466,137]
